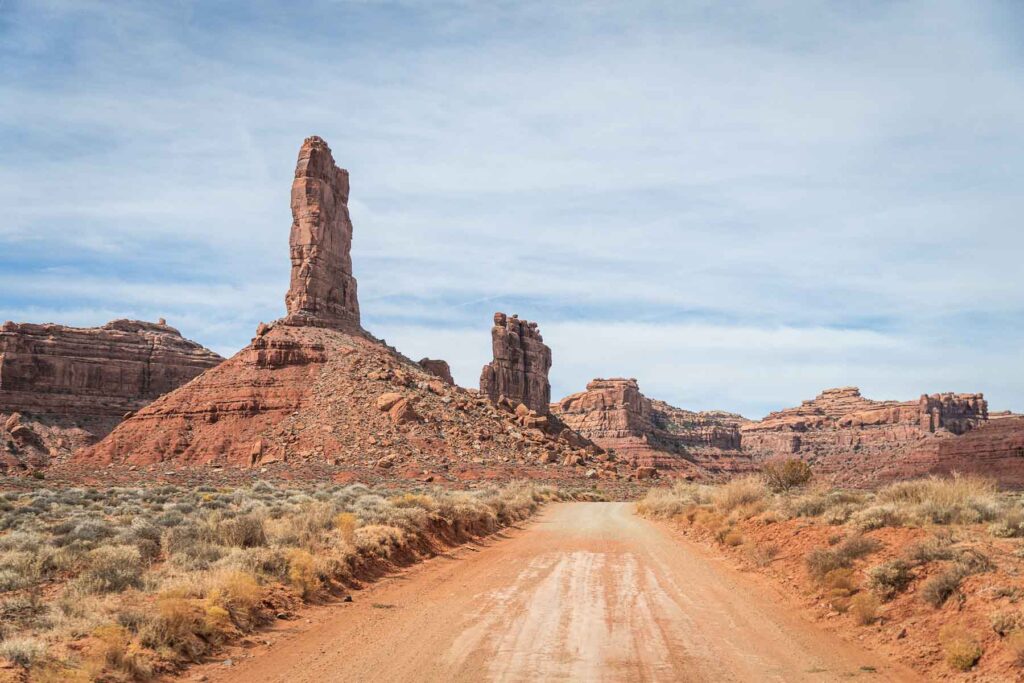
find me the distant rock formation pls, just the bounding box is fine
[895,416,1024,485]
[419,358,454,385]
[78,139,607,481]
[741,387,991,485]
[0,319,222,469]
[552,378,753,476]
[284,136,360,330]
[480,313,551,415]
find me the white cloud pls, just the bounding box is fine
[1,0,1021,417]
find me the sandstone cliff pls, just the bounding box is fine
[552,378,753,477]
[0,319,222,469]
[479,313,552,415]
[78,138,609,482]
[741,387,992,485]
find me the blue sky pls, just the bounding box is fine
[1,0,1022,418]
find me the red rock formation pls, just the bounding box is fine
[0,319,221,469]
[742,387,991,486]
[283,136,360,330]
[77,139,610,482]
[552,378,753,477]
[418,358,454,385]
[876,417,1024,485]
[479,313,551,415]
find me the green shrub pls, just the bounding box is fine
[761,458,812,492]
[867,559,914,599]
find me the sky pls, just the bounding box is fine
[1,0,1022,419]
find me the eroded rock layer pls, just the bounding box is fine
[0,319,222,469]
[479,313,551,415]
[741,387,991,485]
[283,136,360,330]
[880,416,1024,485]
[552,378,753,476]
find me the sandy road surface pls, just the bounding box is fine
[203,503,919,682]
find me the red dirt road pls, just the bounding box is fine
[202,503,920,682]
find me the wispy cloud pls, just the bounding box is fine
[1,0,1022,417]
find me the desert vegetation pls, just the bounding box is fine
[0,480,564,679]
[639,463,1024,678]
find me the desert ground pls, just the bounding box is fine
[197,502,916,683]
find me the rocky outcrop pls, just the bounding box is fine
[893,417,1024,485]
[741,387,991,486]
[552,378,753,476]
[283,136,360,330]
[0,319,222,469]
[418,358,454,385]
[77,138,612,482]
[479,313,551,415]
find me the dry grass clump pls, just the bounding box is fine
[866,559,914,600]
[635,482,712,518]
[939,625,983,671]
[712,476,768,514]
[806,535,881,580]
[0,480,553,678]
[990,610,1023,637]
[876,475,999,525]
[851,592,880,625]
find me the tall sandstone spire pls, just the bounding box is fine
[480,313,552,414]
[284,136,360,330]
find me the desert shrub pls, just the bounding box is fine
[77,545,143,594]
[991,610,1023,637]
[921,567,965,608]
[205,570,264,631]
[723,530,744,547]
[285,549,320,599]
[215,514,266,548]
[744,543,779,567]
[904,535,955,565]
[712,476,768,514]
[806,535,881,580]
[1008,632,1024,667]
[761,458,812,492]
[334,512,358,545]
[822,568,857,612]
[354,525,405,558]
[877,475,999,525]
[851,592,880,625]
[92,623,154,680]
[788,493,827,518]
[0,550,40,591]
[850,505,904,531]
[940,625,982,671]
[0,636,47,668]
[139,597,210,661]
[867,559,913,599]
[989,516,1024,538]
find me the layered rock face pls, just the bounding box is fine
[79,139,608,481]
[479,313,551,414]
[881,417,1024,485]
[0,319,222,469]
[742,387,991,485]
[553,378,752,476]
[283,136,360,330]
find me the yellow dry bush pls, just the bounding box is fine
[206,570,263,630]
[940,625,983,671]
[388,493,438,511]
[712,476,768,514]
[333,512,359,546]
[286,548,320,599]
[851,593,880,625]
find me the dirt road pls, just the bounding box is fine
[204,503,919,682]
